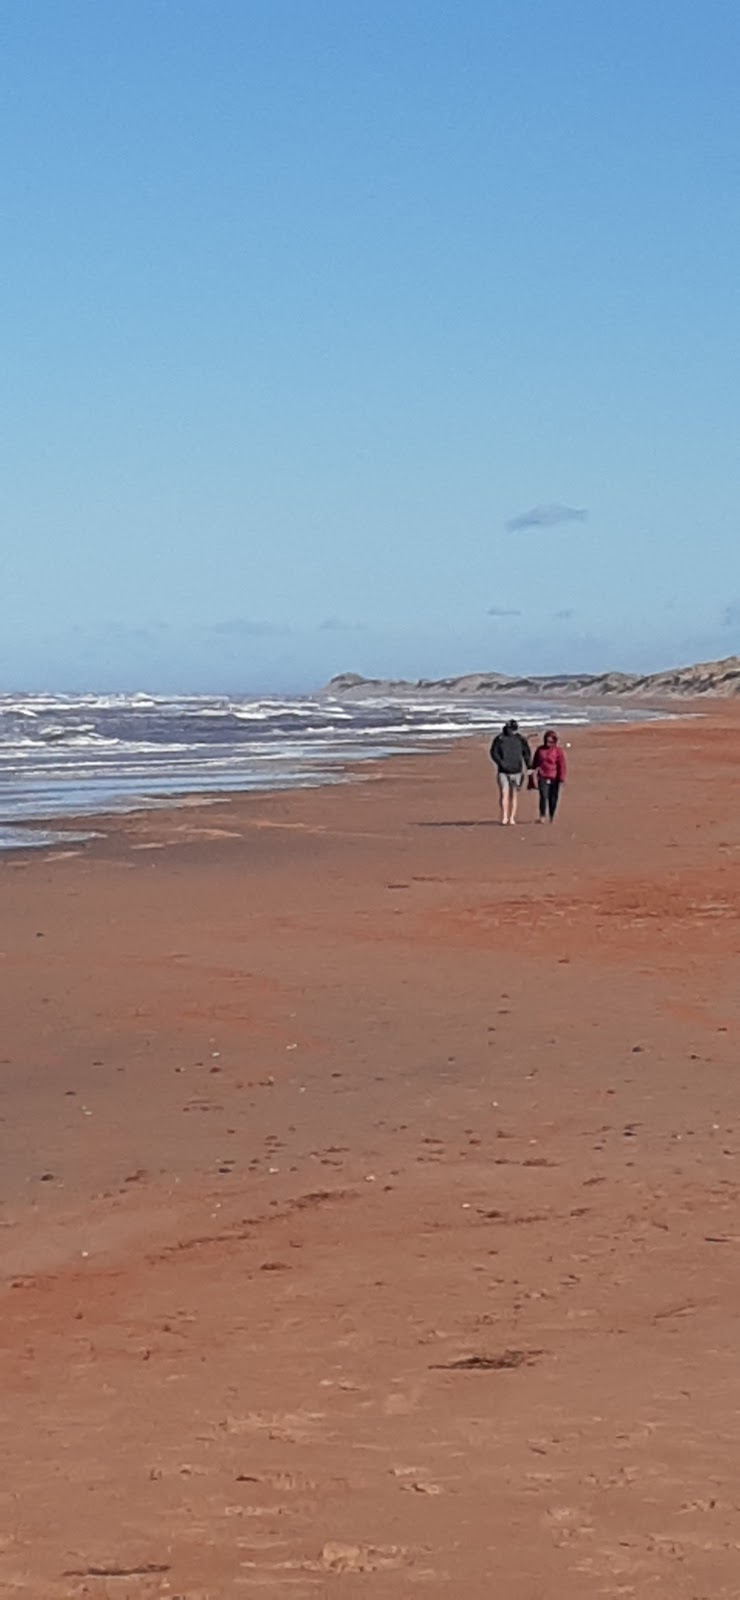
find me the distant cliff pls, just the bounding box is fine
[326,656,740,700]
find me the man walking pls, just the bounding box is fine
[489,719,532,826]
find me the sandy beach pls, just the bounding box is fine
[2,710,740,1598]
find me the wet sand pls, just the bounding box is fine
[1,712,740,1597]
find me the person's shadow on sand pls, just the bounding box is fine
[418,819,539,828]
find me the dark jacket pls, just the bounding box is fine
[490,731,532,774]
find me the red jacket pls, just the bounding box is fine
[533,738,566,781]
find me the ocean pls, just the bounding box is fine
[0,689,655,849]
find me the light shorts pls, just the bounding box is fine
[497,770,524,793]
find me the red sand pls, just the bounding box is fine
[1,713,740,1597]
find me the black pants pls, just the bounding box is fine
[538,775,561,820]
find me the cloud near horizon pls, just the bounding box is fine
[506,502,588,532]
[206,618,291,638]
[318,617,365,633]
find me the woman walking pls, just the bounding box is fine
[533,729,567,822]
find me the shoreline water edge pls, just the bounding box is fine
[0,688,669,850]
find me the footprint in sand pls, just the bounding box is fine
[392,1466,443,1495]
[319,1542,413,1573]
[235,1471,320,1492]
[239,1544,418,1578]
[224,1410,326,1444]
[382,1383,424,1416]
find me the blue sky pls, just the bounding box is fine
[3,0,739,691]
